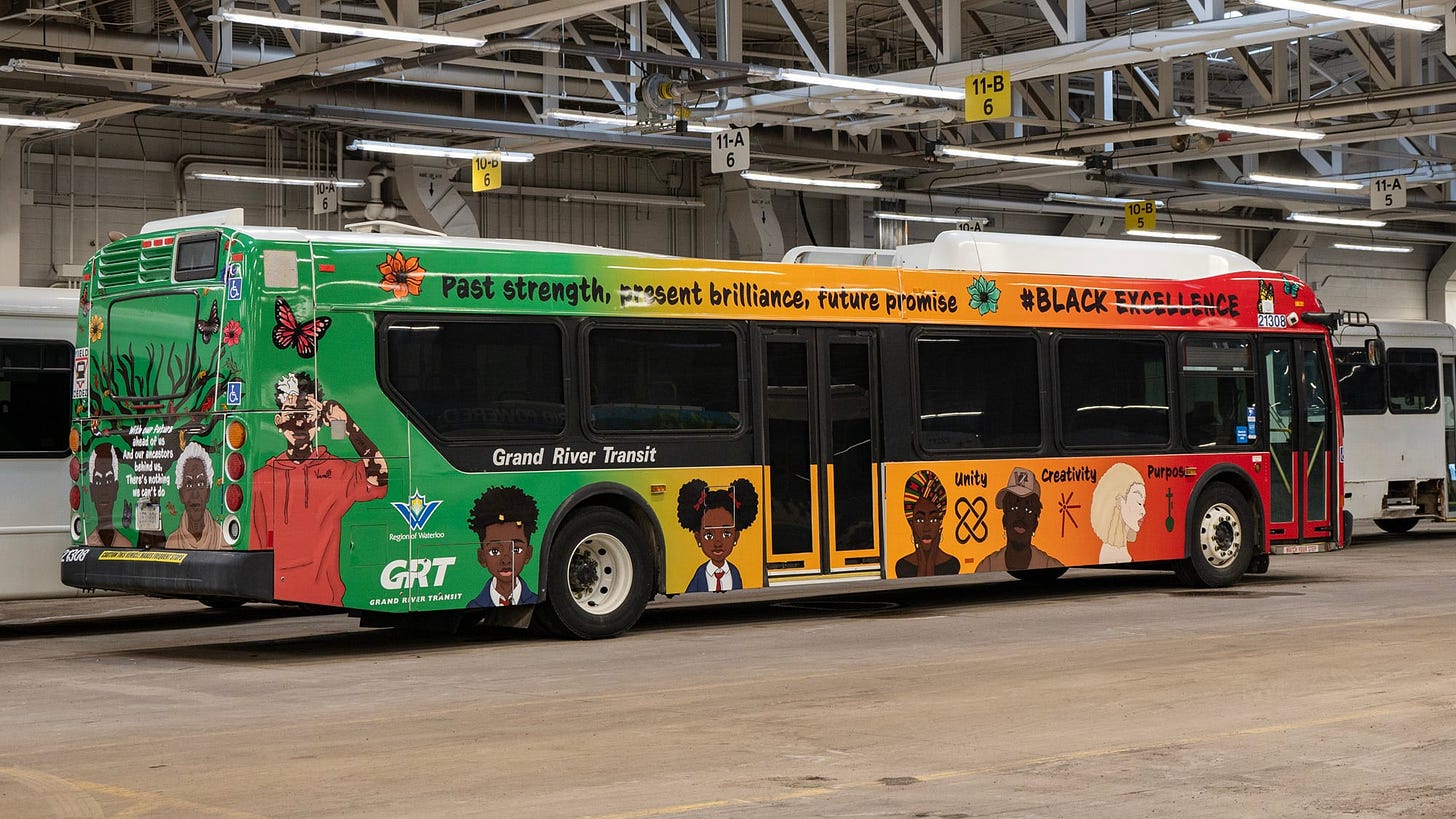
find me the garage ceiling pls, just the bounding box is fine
[0,0,1452,240]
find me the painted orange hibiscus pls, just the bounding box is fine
[378,251,425,298]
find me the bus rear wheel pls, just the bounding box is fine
[1174,484,1253,589]
[533,508,652,639]
[1374,518,1418,534]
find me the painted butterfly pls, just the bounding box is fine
[196,301,220,343]
[1283,280,1301,297]
[272,297,331,359]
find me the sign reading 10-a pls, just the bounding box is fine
[966,71,1011,123]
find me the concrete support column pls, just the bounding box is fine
[1425,243,1456,321]
[1257,229,1313,274]
[723,175,783,261]
[0,132,20,286]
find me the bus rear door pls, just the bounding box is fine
[761,328,882,582]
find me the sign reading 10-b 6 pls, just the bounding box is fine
[966,71,1011,123]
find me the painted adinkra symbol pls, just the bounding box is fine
[954,496,988,544]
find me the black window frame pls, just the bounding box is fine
[376,313,571,446]
[581,320,746,437]
[0,337,74,459]
[910,327,1045,456]
[1386,346,1441,415]
[1054,332,1173,451]
[172,231,222,283]
[1333,345,1388,416]
[1178,334,1259,451]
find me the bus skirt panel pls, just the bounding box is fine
[61,547,275,601]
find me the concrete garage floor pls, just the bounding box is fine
[2,526,1453,818]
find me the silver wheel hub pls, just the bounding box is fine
[1198,502,1242,569]
[565,533,632,615]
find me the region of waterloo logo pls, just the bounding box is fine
[392,490,443,531]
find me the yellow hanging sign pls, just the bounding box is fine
[965,71,1011,123]
[471,152,502,192]
[1124,201,1157,231]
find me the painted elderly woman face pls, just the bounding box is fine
[1120,482,1147,535]
[695,506,740,566]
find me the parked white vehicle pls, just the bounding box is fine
[1333,318,1456,534]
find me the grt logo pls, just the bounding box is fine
[380,557,456,590]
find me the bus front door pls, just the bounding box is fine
[1263,337,1338,549]
[761,328,881,581]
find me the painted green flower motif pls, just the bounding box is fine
[968,276,1000,315]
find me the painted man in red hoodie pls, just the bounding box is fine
[249,371,388,606]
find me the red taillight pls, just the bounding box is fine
[69,486,81,511]
[69,457,81,481]
[226,452,245,481]
[225,484,243,513]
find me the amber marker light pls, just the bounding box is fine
[227,420,247,450]
[68,428,80,453]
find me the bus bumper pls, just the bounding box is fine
[1269,541,1341,555]
[61,547,274,601]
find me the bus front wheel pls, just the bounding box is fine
[1374,518,1418,534]
[534,508,653,639]
[1174,484,1253,589]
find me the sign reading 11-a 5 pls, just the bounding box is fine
[711,128,750,174]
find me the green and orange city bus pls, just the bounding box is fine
[62,210,1347,638]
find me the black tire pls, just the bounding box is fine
[1374,517,1418,534]
[1341,510,1355,548]
[1174,483,1254,589]
[532,508,653,640]
[1007,567,1067,583]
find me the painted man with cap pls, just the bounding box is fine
[974,466,1064,573]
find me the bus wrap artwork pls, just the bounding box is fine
[64,220,1344,635]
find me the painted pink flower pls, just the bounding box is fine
[222,319,242,347]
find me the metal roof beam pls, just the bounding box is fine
[767,0,829,74]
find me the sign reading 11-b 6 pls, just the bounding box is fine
[711,129,750,174]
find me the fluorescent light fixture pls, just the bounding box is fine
[190,171,366,188]
[1126,229,1222,241]
[211,8,487,47]
[740,170,882,190]
[1180,115,1324,140]
[777,68,964,101]
[937,145,1082,167]
[1331,242,1413,253]
[1288,212,1385,228]
[2,58,264,91]
[0,114,80,130]
[873,211,988,226]
[549,110,725,133]
[1046,192,1166,208]
[1256,0,1441,32]
[347,139,534,163]
[1247,173,1361,191]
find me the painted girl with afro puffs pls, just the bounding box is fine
[677,478,759,594]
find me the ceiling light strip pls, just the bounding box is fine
[1045,192,1166,208]
[1288,212,1386,228]
[1126,229,1222,241]
[776,68,964,101]
[3,58,263,91]
[190,171,366,188]
[1331,242,1413,253]
[741,171,882,190]
[0,114,80,130]
[873,212,988,225]
[1257,0,1442,33]
[211,8,487,48]
[938,146,1082,167]
[1246,173,1362,191]
[1180,115,1324,140]
[347,139,534,163]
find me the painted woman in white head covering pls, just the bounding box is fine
[1091,463,1147,564]
[165,440,227,550]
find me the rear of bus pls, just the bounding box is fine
[63,213,276,603]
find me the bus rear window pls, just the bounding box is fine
[105,293,201,400]
[174,233,221,282]
[0,339,72,457]
[1388,347,1439,414]
[1334,346,1385,415]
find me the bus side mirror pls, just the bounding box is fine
[1365,338,1384,366]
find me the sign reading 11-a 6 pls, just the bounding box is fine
[711,128,750,174]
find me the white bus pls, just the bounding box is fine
[1333,319,1456,534]
[0,286,83,598]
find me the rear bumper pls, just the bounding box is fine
[1269,541,1341,555]
[62,547,274,601]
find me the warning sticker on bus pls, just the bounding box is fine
[97,550,188,563]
